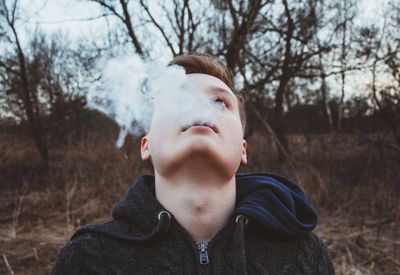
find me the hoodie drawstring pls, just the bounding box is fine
[233,214,248,275]
[141,210,172,242]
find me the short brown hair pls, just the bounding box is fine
[169,54,246,133]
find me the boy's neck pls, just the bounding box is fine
[154,168,236,243]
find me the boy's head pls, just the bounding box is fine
[169,54,246,132]
[140,54,247,178]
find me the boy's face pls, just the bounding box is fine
[140,73,247,178]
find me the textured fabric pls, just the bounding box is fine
[235,173,318,237]
[52,174,335,275]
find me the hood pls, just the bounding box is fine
[72,173,318,242]
[234,173,318,237]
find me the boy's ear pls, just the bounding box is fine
[140,136,151,160]
[241,139,248,165]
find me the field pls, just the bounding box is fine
[0,131,399,274]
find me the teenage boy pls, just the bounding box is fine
[52,54,335,274]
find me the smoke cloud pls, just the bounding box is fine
[87,54,224,147]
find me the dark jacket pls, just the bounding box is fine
[52,173,335,274]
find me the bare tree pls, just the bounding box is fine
[139,0,204,56]
[237,0,331,162]
[222,0,269,73]
[356,1,400,151]
[88,0,144,55]
[316,41,334,132]
[0,0,48,165]
[335,0,357,130]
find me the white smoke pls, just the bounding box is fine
[87,54,223,147]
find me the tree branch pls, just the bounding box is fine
[139,0,176,56]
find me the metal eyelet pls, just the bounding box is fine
[235,214,249,225]
[158,210,171,220]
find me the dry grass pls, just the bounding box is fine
[0,131,399,274]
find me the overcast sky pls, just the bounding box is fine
[7,0,393,100]
[24,0,385,40]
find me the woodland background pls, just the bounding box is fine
[0,0,399,274]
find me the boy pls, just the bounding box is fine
[52,54,335,274]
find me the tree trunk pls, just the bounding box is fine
[273,0,294,163]
[320,73,333,132]
[119,0,144,55]
[274,74,290,163]
[12,27,49,166]
[338,0,348,130]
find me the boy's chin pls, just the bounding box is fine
[156,148,241,179]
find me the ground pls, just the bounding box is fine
[0,132,399,274]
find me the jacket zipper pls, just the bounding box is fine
[196,242,209,265]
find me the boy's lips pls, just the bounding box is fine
[182,122,218,133]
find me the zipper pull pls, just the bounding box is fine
[196,242,209,265]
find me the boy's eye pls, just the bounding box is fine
[213,97,229,109]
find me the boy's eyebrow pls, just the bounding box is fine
[209,86,237,102]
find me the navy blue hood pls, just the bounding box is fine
[235,173,318,237]
[73,173,318,242]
